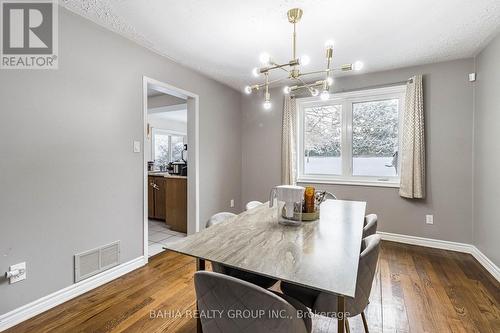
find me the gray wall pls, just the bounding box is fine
[0,8,241,314]
[473,33,500,266]
[242,59,474,244]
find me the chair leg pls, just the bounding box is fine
[361,311,369,333]
[344,318,350,333]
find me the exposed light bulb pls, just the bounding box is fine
[354,61,364,71]
[283,86,291,94]
[320,90,330,101]
[244,86,252,94]
[324,40,335,49]
[259,52,271,65]
[299,55,310,66]
[326,76,334,86]
[263,100,272,110]
[252,67,260,77]
[311,88,319,97]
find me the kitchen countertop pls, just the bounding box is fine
[148,172,187,179]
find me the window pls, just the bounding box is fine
[297,85,405,187]
[152,129,186,164]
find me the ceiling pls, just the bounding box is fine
[149,109,187,123]
[62,0,500,90]
[147,87,163,97]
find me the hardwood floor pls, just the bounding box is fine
[6,241,500,333]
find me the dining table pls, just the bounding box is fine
[164,199,367,333]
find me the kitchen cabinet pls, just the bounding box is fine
[165,178,187,233]
[154,177,167,220]
[148,175,187,233]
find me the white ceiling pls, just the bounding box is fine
[149,109,187,123]
[63,0,500,90]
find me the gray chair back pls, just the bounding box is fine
[314,234,381,316]
[194,271,309,333]
[245,200,263,211]
[363,214,378,238]
[206,212,236,228]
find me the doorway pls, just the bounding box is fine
[142,77,199,259]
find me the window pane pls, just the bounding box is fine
[154,134,170,164]
[352,99,399,177]
[304,104,342,175]
[171,136,185,161]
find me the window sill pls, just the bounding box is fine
[296,177,401,188]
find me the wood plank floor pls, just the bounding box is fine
[6,241,500,333]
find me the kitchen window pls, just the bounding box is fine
[297,85,405,187]
[152,128,187,164]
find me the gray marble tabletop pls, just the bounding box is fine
[165,199,366,298]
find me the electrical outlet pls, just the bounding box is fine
[8,262,26,284]
[230,199,235,208]
[426,214,434,225]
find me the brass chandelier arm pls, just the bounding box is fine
[254,76,290,89]
[299,69,330,77]
[244,7,363,108]
[297,65,355,78]
[259,59,299,74]
[295,76,319,95]
[292,80,324,91]
[267,76,290,87]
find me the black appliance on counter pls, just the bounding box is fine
[168,144,188,176]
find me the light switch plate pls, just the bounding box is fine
[9,262,26,284]
[230,199,235,208]
[426,214,434,225]
[133,141,141,153]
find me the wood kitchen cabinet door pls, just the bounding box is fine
[154,177,167,220]
[148,176,155,219]
[165,178,187,233]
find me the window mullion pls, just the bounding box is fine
[168,135,172,162]
[341,100,351,177]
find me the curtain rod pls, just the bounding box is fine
[290,77,414,98]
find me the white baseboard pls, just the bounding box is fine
[0,256,146,332]
[470,245,500,283]
[378,231,500,282]
[2,234,498,332]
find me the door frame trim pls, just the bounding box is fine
[142,76,200,260]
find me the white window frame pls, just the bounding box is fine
[296,85,406,188]
[151,128,187,163]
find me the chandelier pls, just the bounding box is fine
[244,8,364,109]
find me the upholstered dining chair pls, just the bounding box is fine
[206,212,236,228]
[194,271,312,333]
[245,200,263,210]
[206,212,278,288]
[363,214,378,238]
[280,234,381,333]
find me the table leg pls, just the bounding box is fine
[196,258,205,271]
[337,296,345,333]
[196,258,205,333]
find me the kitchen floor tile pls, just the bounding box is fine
[149,231,172,242]
[163,229,186,237]
[149,225,165,233]
[161,235,186,245]
[148,243,165,257]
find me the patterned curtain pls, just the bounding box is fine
[400,75,425,198]
[281,96,297,185]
